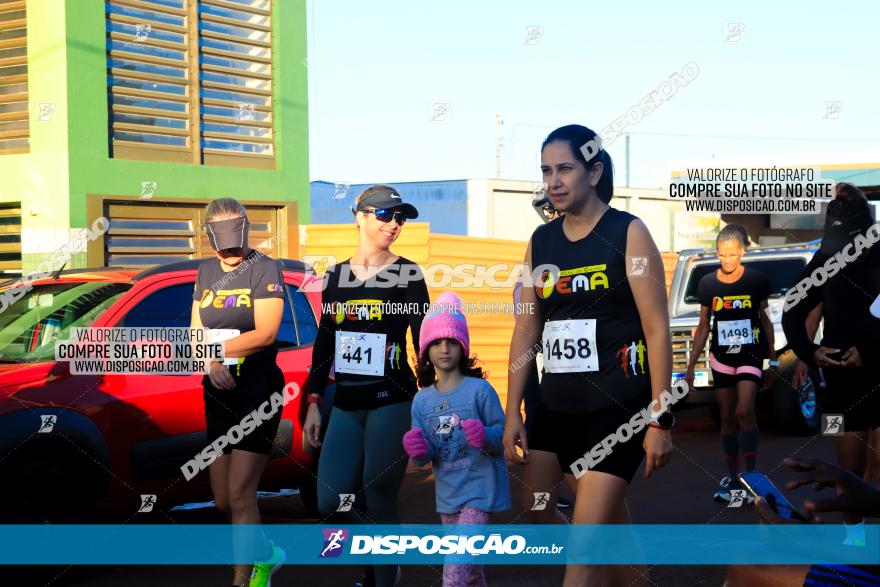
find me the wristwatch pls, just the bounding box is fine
[650,411,676,430]
[306,394,323,406]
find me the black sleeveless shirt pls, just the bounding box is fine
[530,207,652,413]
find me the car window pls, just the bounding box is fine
[289,285,318,346]
[684,258,808,304]
[118,283,194,328]
[0,282,132,362]
[277,287,297,350]
[119,281,307,351]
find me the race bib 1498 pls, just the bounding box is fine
[718,319,753,346]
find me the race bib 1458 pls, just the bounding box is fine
[542,319,598,373]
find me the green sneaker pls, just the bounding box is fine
[249,544,286,587]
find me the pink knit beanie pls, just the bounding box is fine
[419,291,469,360]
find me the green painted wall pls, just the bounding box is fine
[0,0,73,269]
[4,0,309,272]
[65,0,310,228]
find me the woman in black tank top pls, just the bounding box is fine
[503,125,675,586]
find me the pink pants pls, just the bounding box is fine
[440,506,490,587]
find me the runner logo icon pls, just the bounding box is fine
[138,494,157,513]
[629,257,648,276]
[437,414,458,436]
[337,493,355,512]
[728,490,746,508]
[320,528,348,558]
[531,492,549,511]
[822,414,844,436]
[38,414,56,433]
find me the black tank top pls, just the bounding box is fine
[531,207,651,413]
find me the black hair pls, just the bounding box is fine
[541,124,614,204]
[416,339,486,388]
[716,223,751,248]
[835,182,868,203]
[205,197,247,222]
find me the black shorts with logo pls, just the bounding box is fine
[203,362,286,455]
[528,391,651,483]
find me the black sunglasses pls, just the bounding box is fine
[360,208,408,225]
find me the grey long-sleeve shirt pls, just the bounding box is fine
[410,376,511,514]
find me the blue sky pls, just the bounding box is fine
[304,0,879,188]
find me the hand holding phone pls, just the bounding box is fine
[814,346,843,367]
[739,471,808,522]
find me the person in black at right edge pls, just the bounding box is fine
[782,182,880,548]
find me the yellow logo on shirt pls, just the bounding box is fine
[712,295,752,311]
[333,299,383,323]
[534,264,609,299]
[200,288,252,309]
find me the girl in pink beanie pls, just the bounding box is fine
[402,291,510,587]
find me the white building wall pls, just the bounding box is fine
[465,179,489,238]
[465,179,687,251]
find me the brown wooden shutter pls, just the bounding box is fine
[0,0,28,155]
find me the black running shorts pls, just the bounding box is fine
[528,391,651,483]
[203,363,286,455]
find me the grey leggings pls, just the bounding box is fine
[317,400,412,585]
[317,400,411,520]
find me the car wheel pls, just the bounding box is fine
[771,352,820,435]
[0,448,96,523]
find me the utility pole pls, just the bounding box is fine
[625,132,631,187]
[495,113,502,179]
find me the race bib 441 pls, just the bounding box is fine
[335,331,386,376]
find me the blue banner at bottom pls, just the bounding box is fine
[0,524,877,565]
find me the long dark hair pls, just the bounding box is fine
[541,124,614,204]
[416,339,486,388]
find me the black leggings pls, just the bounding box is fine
[317,400,411,520]
[317,400,412,585]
